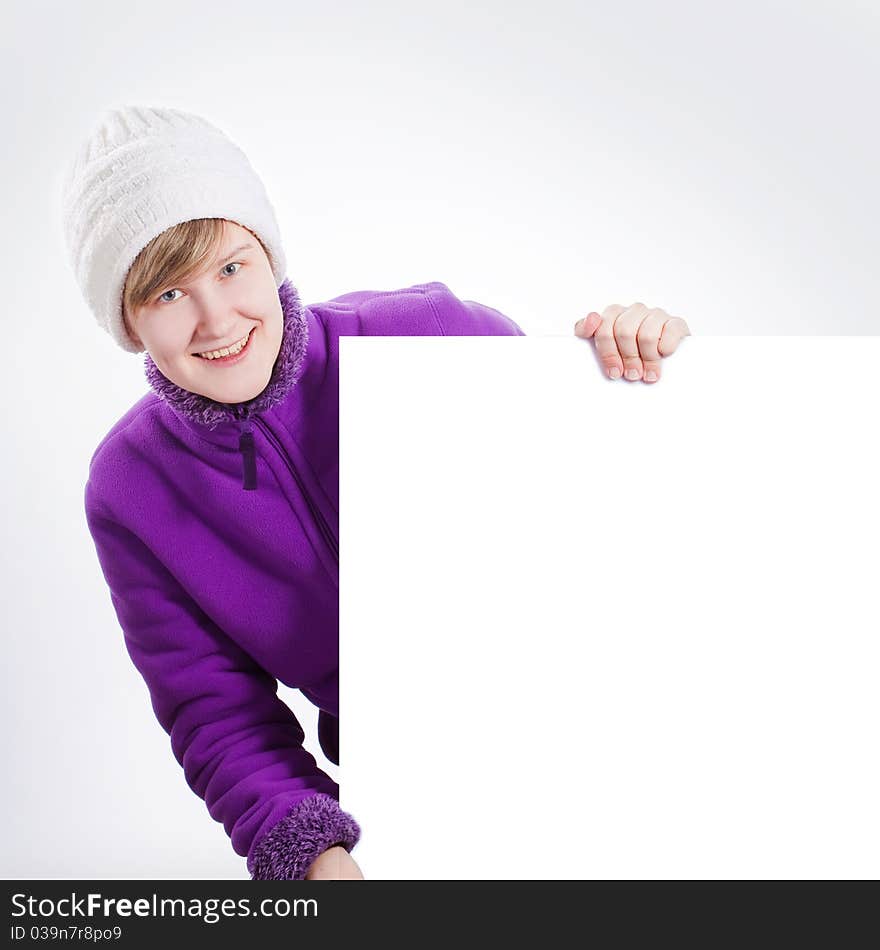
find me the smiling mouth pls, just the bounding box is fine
[193,327,255,361]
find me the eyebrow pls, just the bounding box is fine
[215,242,255,266]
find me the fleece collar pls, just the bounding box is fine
[143,278,309,431]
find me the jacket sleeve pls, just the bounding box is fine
[84,488,361,880]
[429,284,527,337]
[351,281,527,337]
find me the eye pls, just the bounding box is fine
[155,262,243,305]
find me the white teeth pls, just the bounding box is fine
[197,331,250,360]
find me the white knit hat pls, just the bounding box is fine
[60,105,288,354]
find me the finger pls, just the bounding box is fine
[613,303,650,380]
[574,312,602,339]
[658,316,692,356]
[636,308,668,383]
[592,304,626,379]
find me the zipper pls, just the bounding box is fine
[233,408,258,490]
[253,415,339,563]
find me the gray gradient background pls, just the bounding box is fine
[2,0,877,878]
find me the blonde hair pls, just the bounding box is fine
[122,218,270,340]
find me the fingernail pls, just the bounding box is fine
[626,368,640,380]
[646,370,657,381]
[609,367,621,379]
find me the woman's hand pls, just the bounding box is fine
[304,845,365,880]
[574,303,691,383]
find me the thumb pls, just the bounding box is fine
[575,312,602,339]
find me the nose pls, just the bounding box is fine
[192,291,239,344]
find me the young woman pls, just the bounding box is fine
[61,105,691,881]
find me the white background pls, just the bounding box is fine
[1,0,878,878]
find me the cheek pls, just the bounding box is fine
[150,331,192,367]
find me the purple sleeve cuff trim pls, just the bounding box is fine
[247,793,362,880]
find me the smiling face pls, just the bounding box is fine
[123,220,284,404]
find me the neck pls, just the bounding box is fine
[143,278,309,430]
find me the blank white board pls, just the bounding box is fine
[339,335,879,879]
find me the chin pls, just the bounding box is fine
[202,372,272,405]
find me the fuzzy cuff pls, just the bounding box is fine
[247,793,362,880]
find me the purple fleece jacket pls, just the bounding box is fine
[84,280,525,879]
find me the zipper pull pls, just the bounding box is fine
[238,419,257,491]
